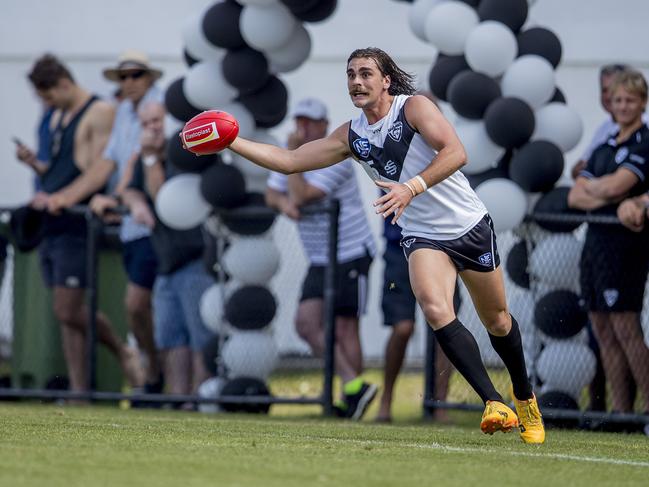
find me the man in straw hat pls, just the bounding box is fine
[90,50,165,400]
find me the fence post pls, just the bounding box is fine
[322,200,340,416]
[84,209,100,395]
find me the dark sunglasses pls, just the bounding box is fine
[118,70,147,81]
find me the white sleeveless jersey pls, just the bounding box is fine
[348,94,487,240]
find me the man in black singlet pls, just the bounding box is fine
[15,54,143,393]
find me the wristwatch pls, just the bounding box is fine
[142,154,158,167]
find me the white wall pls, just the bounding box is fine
[1,0,648,360]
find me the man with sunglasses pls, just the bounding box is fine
[89,50,165,399]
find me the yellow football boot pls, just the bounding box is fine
[513,394,545,444]
[480,400,519,434]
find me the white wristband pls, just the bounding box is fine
[414,175,428,192]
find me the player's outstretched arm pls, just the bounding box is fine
[229,123,351,175]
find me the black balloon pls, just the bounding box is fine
[478,0,528,32]
[509,140,564,193]
[281,0,321,14]
[164,77,202,122]
[222,48,270,95]
[550,87,566,104]
[167,130,219,173]
[202,0,245,49]
[457,0,480,5]
[290,0,337,22]
[535,290,587,339]
[447,71,501,120]
[533,186,583,232]
[200,163,247,210]
[517,27,562,68]
[220,377,271,413]
[222,192,277,236]
[428,55,470,102]
[183,49,199,67]
[484,97,535,149]
[225,285,277,330]
[239,76,288,128]
[506,240,530,289]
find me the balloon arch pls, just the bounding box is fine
[160,0,591,408]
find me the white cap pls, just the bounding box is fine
[292,97,328,121]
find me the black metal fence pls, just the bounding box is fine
[0,201,340,414]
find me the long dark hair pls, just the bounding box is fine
[347,47,417,96]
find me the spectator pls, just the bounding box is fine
[15,54,143,392]
[265,98,377,420]
[117,101,215,408]
[376,217,458,423]
[89,50,164,394]
[571,64,649,179]
[568,69,649,413]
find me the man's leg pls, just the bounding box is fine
[336,316,363,377]
[610,312,649,409]
[125,282,160,383]
[377,319,414,421]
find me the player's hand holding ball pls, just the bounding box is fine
[181,110,239,155]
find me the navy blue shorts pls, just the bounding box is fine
[300,254,373,317]
[401,214,500,273]
[122,237,158,290]
[39,233,87,288]
[381,241,417,326]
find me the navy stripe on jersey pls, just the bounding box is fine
[348,104,415,182]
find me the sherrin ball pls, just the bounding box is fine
[182,110,239,155]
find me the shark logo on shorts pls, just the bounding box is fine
[352,137,371,159]
[401,238,416,248]
[615,147,629,164]
[478,252,493,266]
[603,289,619,307]
[388,121,403,142]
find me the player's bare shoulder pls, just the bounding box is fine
[84,99,115,134]
[329,121,353,155]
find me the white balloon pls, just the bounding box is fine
[219,102,256,139]
[475,178,528,232]
[533,102,584,152]
[240,3,297,51]
[465,21,518,77]
[182,12,225,62]
[529,234,583,292]
[155,174,211,230]
[222,331,279,381]
[501,55,556,110]
[455,118,506,174]
[537,341,596,400]
[197,377,226,413]
[424,1,479,55]
[408,0,444,41]
[183,61,237,110]
[266,23,312,73]
[232,153,270,180]
[200,283,226,333]
[223,237,280,285]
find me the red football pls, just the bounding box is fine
[181,110,239,155]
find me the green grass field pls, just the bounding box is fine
[1,368,648,487]
[1,403,648,487]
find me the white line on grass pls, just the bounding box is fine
[307,437,649,469]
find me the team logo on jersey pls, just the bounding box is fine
[388,121,403,142]
[615,147,629,164]
[352,138,371,159]
[478,252,493,266]
[384,160,398,176]
[401,238,416,248]
[603,289,619,307]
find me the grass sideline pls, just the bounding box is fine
[1,403,648,487]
